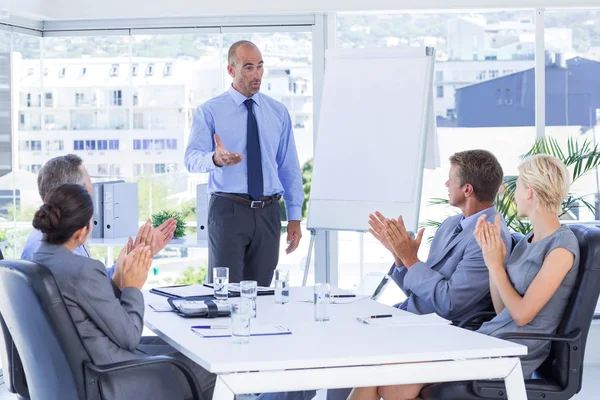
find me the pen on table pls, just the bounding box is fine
[365,314,393,319]
[192,325,229,329]
[330,294,356,298]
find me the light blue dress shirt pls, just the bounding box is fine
[184,86,304,221]
[21,229,116,278]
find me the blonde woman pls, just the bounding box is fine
[349,154,580,400]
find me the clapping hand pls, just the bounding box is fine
[384,216,425,268]
[474,214,506,271]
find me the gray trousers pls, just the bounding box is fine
[208,194,282,287]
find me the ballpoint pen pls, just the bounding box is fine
[191,325,229,329]
[365,314,392,319]
[330,294,356,298]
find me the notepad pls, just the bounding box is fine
[191,324,292,338]
[357,313,451,326]
[150,284,214,298]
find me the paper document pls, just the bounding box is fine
[149,303,174,312]
[357,313,450,326]
[192,324,292,338]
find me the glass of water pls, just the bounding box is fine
[231,299,252,344]
[274,269,290,304]
[240,280,258,318]
[314,283,330,322]
[213,267,229,302]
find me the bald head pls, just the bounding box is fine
[228,40,260,67]
[227,40,264,97]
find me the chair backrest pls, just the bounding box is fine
[536,225,600,391]
[0,260,94,400]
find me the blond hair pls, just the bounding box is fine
[518,154,570,213]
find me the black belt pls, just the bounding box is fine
[214,193,281,209]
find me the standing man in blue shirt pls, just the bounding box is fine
[185,40,304,286]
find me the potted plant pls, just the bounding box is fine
[151,210,187,243]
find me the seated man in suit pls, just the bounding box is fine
[373,149,512,322]
[257,149,513,400]
[21,154,177,274]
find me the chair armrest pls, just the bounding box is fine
[457,311,497,328]
[498,329,581,343]
[85,355,203,400]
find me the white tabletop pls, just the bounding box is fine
[144,287,527,374]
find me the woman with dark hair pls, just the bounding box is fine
[31,183,216,400]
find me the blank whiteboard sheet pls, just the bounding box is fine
[308,47,436,232]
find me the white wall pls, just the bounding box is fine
[6,0,600,21]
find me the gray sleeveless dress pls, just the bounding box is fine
[477,225,580,377]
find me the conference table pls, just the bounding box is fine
[144,287,528,400]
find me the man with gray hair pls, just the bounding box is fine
[21,154,177,277]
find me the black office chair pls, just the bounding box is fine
[0,259,204,400]
[422,224,600,400]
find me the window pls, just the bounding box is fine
[489,70,499,79]
[75,93,84,106]
[435,71,444,82]
[142,139,152,150]
[166,139,177,150]
[21,140,42,152]
[154,139,165,150]
[45,140,64,151]
[97,140,108,150]
[132,64,138,76]
[44,114,55,126]
[98,164,109,175]
[476,71,487,80]
[27,68,34,76]
[155,163,166,174]
[44,93,54,107]
[28,164,42,173]
[163,63,172,76]
[19,114,25,125]
[146,63,154,76]
[504,88,513,106]
[166,163,178,173]
[109,139,119,150]
[58,67,66,78]
[436,86,444,98]
[133,93,139,106]
[73,140,84,151]
[111,90,122,106]
[44,68,48,76]
[85,140,96,151]
[110,64,119,77]
[26,93,31,107]
[133,112,144,128]
[133,139,142,150]
[80,67,87,77]
[110,164,121,176]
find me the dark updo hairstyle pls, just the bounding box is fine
[32,183,94,245]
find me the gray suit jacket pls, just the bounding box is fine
[32,242,188,400]
[389,207,512,323]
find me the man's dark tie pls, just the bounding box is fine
[245,99,263,200]
[446,222,463,247]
